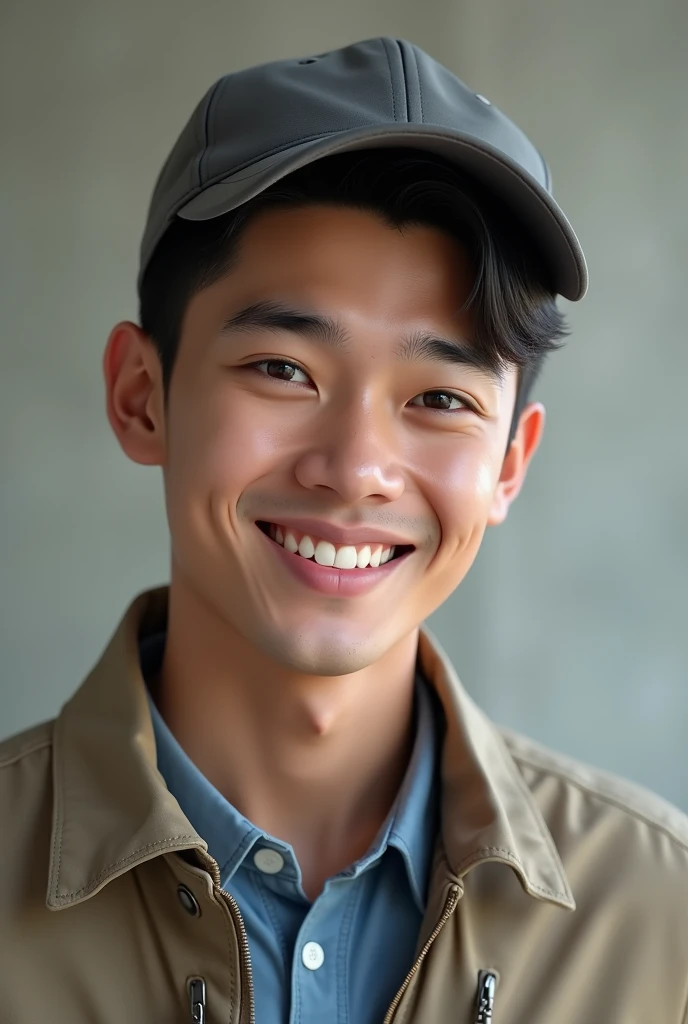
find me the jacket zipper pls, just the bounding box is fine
[382,883,461,1024]
[217,883,256,1024]
[474,971,497,1023]
[190,873,491,1024]
[188,977,206,1023]
[193,850,256,1024]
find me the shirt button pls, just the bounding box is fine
[177,883,201,917]
[253,848,285,874]
[301,941,325,971]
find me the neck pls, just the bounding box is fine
[155,575,420,896]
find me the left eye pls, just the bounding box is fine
[253,360,311,384]
[409,391,467,411]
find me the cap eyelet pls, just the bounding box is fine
[177,883,201,918]
[298,58,318,65]
[475,93,491,106]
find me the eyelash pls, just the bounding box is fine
[246,359,475,413]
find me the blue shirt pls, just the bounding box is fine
[141,634,442,1024]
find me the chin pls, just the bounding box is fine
[255,623,387,677]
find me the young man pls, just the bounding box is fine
[1,37,686,1024]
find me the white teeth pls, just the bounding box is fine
[314,540,336,566]
[298,535,315,559]
[269,525,398,570]
[334,544,358,569]
[369,545,382,568]
[356,545,371,568]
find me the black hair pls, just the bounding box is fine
[139,148,568,444]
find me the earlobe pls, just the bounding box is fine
[103,321,166,467]
[487,402,545,526]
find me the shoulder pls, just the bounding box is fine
[501,726,688,857]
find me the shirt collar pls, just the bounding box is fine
[46,586,573,912]
[372,672,441,910]
[141,631,440,912]
[141,632,262,882]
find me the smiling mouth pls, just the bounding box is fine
[256,521,414,570]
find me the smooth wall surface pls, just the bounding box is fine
[1,0,686,807]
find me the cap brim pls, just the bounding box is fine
[174,123,587,301]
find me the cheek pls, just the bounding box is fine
[473,458,499,501]
[168,388,287,503]
[420,443,501,547]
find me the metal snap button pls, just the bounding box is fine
[475,93,492,106]
[177,883,201,917]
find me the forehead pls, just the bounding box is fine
[216,203,477,328]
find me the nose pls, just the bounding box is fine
[293,395,405,505]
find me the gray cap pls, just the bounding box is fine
[139,37,587,300]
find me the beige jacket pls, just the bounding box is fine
[1,587,687,1023]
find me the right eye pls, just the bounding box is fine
[250,360,312,384]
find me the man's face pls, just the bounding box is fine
[114,204,542,674]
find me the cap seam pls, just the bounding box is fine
[416,47,424,122]
[380,37,398,121]
[392,38,410,122]
[399,39,423,123]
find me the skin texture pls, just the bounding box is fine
[104,204,544,899]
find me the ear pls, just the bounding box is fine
[103,321,167,466]
[487,402,545,526]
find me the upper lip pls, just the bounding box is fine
[257,517,416,548]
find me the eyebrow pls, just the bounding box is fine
[398,330,505,385]
[220,299,504,385]
[221,299,348,348]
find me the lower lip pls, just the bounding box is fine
[258,528,412,597]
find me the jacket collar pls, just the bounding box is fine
[47,588,205,909]
[417,630,574,909]
[47,587,573,911]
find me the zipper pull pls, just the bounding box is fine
[474,971,497,1023]
[188,977,206,1024]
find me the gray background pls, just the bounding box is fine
[1,0,686,807]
